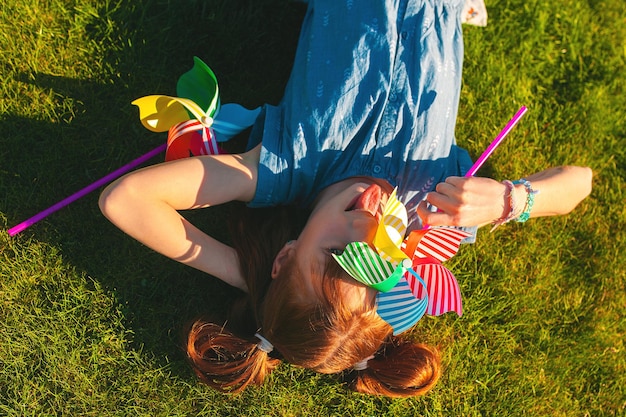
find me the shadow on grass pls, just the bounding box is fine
[2,0,306,378]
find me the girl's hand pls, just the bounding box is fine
[416,166,593,228]
[416,176,509,227]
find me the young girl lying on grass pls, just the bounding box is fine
[99,0,592,397]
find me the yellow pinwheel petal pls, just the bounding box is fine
[131,95,208,132]
[375,227,410,264]
[373,188,410,264]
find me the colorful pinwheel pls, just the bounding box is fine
[132,56,260,161]
[333,190,471,335]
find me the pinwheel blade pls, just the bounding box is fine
[412,262,463,316]
[406,227,472,262]
[211,104,262,142]
[377,278,428,335]
[166,120,221,161]
[332,242,400,292]
[176,56,220,117]
[132,95,207,133]
[374,188,409,263]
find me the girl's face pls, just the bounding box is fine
[272,177,393,306]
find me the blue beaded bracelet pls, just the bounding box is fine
[513,179,539,222]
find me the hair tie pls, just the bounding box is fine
[353,355,375,371]
[254,333,274,354]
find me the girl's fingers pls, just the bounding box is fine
[425,188,456,213]
[443,176,464,186]
[416,199,456,226]
[419,177,511,227]
[434,181,457,196]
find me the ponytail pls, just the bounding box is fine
[185,204,442,397]
[346,337,441,398]
[186,321,280,393]
[184,205,306,394]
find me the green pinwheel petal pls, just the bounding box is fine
[381,264,407,292]
[176,56,220,117]
[332,242,403,293]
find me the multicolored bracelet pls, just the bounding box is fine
[513,179,539,222]
[490,180,517,231]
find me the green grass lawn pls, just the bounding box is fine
[1,0,625,415]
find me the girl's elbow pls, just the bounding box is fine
[98,182,118,220]
[580,166,593,198]
[569,165,593,200]
[560,165,593,214]
[98,178,131,221]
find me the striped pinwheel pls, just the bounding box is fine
[333,190,471,335]
[132,57,260,161]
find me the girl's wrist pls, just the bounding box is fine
[512,179,539,222]
[511,183,527,218]
[490,179,539,231]
[490,180,516,231]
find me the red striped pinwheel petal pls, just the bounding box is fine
[165,120,221,161]
[405,227,471,263]
[409,261,463,317]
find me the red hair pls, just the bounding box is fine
[186,204,441,396]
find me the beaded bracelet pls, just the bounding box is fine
[490,180,517,231]
[513,179,539,222]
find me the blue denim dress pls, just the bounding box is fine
[248,0,473,233]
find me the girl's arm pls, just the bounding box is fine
[416,166,593,228]
[98,145,262,292]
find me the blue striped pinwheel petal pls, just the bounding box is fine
[376,273,428,335]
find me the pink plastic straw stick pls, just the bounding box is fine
[7,144,167,236]
[465,106,528,177]
[422,106,527,229]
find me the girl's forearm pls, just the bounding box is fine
[98,148,261,292]
[513,166,593,218]
[417,165,592,227]
[99,176,248,291]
